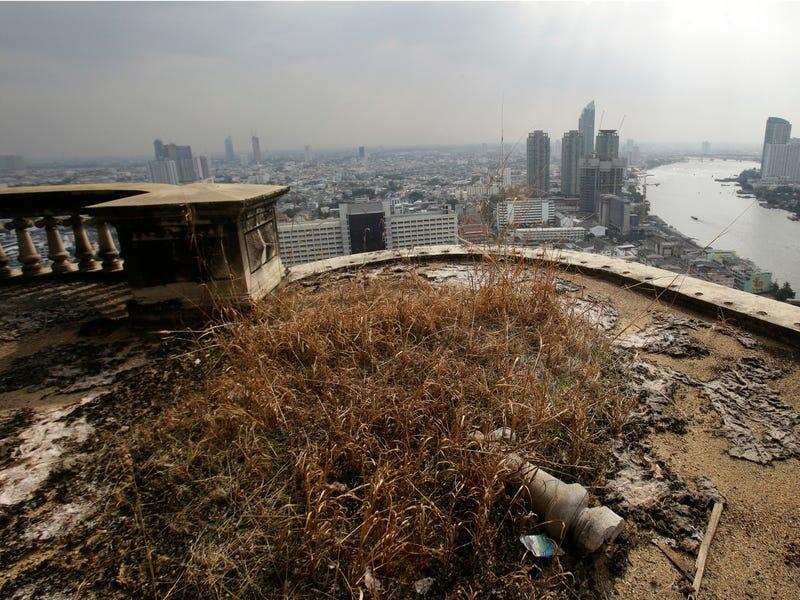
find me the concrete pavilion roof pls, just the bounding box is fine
[0,183,289,218]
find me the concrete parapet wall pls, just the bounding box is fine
[288,244,800,348]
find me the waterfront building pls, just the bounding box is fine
[578,101,595,158]
[761,117,791,171]
[762,139,800,181]
[595,130,620,161]
[495,197,553,230]
[252,136,262,164]
[578,156,626,213]
[561,130,581,197]
[225,136,235,164]
[598,194,633,234]
[733,267,773,294]
[526,130,550,196]
[147,159,179,185]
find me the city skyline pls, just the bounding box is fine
[2,2,800,159]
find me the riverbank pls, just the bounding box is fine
[645,158,800,293]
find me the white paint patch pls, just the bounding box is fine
[22,500,92,541]
[0,404,94,506]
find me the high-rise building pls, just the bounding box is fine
[553,138,562,162]
[526,130,550,196]
[701,141,711,155]
[761,117,791,171]
[561,130,581,196]
[358,146,366,161]
[163,143,197,182]
[153,139,166,160]
[148,160,179,185]
[762,138,800,181]
[151,140,198,182]
[578,101,595,157]
[578,156,626,213]
[194,155,211,180]
[304,144,313,162]
[251,136,262,164]
[595,130,620,161]
[225,136,235,164]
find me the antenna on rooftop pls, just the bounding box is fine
[500,93,505,189]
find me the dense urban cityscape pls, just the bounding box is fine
[1,106,797,301]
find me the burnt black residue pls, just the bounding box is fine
[601,355,722,553]
[0,341,135,394]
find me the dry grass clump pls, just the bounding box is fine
[122,259,627,598]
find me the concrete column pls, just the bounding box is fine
[95,220,123,272]
[36,216,77,274]
[7,218,44,276]
[66,214,100,272]
[0,231,15,278]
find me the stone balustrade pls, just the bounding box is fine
[0,183,289,311]
[0,214,122,279]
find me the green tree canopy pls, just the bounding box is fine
[776,281,796,302]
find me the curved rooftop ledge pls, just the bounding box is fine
[288,244,800,347]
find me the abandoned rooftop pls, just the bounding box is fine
[0,183,799,599]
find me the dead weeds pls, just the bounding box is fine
[93,260,631,598]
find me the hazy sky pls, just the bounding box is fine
[2,1,799,159]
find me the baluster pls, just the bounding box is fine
[0,229,16,278]
[36,216,77,274]
[6,218,44,276]
[66,214,100,272]
[95,220,123,272]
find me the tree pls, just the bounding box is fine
[776,281,796,302]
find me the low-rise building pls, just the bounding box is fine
[278,201,457,266]
[278,219,344,266]
[495,197,554,230]
[512,226,587,245]
[733,267,773,294]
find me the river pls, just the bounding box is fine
[647,158,800,291]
